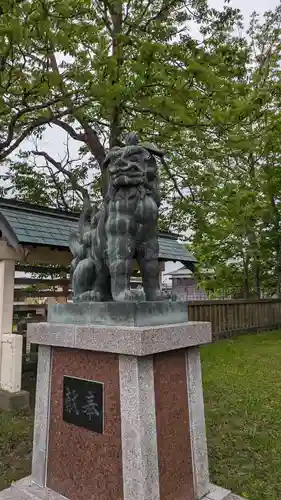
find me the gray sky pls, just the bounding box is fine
[210,0,278,19]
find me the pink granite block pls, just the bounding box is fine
[47,347,123,500]
[154,350,195,500]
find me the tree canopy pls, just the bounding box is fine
[2,0,281,297]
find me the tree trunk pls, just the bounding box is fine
[243,255,250,299]
[269,195,281,298]
[109,2,123,148]
[254,258,261,298]
[275,238,281,298]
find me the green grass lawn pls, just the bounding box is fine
[201,331,281,500]
[1,332,281,498]
[0,410,33,491]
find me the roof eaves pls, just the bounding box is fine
[0,198,79,221]
[0,212,20,249]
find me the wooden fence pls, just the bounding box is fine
[188,298,281,339]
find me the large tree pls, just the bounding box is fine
[7,0,280,296]
[189,5,281,298]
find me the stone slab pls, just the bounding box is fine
[0,389,29,411]
[0,480,247,500]
[47,300,188,327]
[205,485,231,500]
[204,484,246,500]
[0,491,28,500]
[0,489,17,500]
[11,477,67,499]
[28,321,212,356]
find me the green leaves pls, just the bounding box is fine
[3,0,281,298]
[186,5,281,298]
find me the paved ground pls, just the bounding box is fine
[225,495,246,500]
[0,478,246,500]
[204,484,246,500]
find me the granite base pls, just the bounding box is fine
[29,322,212,500]
[0,388,29,411]
[18,306,247,500]
[0,477,246,500]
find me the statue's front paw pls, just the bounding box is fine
[76,289,102,302]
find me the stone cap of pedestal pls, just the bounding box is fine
[27,321,212,356]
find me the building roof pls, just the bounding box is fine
[0,198,196,267]
[165,266,193,277]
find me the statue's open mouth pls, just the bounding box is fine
[111,168,146,185]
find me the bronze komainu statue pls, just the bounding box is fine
[70,133,164,302]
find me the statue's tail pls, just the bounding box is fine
[69,233,84,261]
[78,194,95,237]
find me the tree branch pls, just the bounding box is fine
[124,103,210,129]
[48,52,106,169]
[160,157,186,200]
[40,162,71,210]
[31,150,89,202]
[52,119,86,141]
[0,96,66,151]
[0,116,51,160]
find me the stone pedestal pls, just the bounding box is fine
[0,302,244,500]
